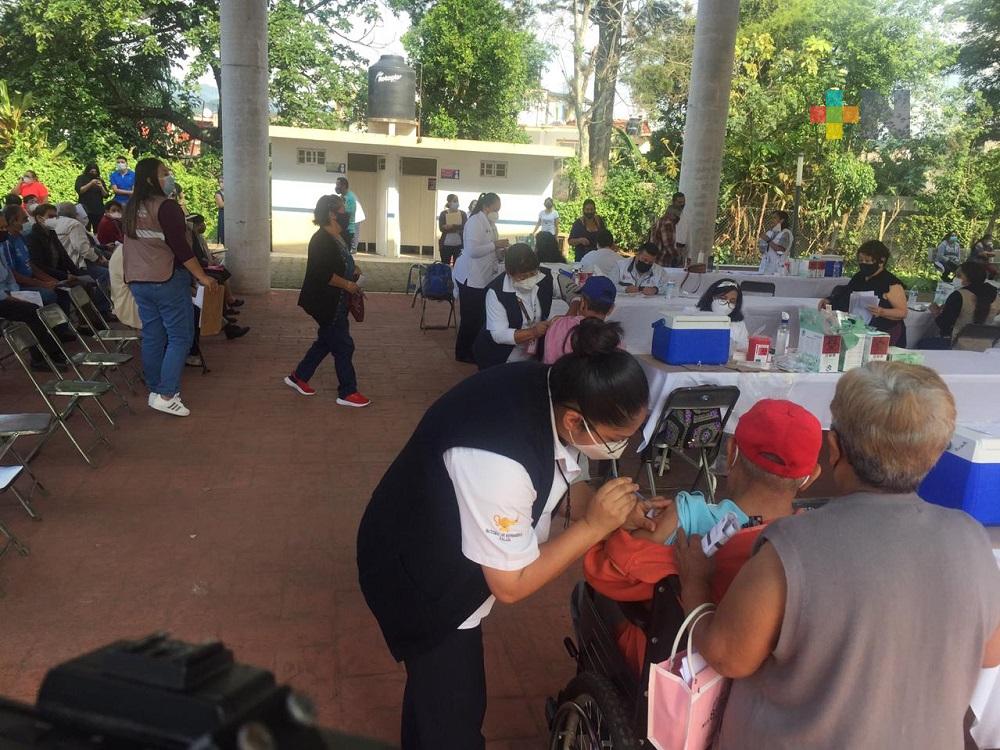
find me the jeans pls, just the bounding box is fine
[130,269,194,397]
[293,314,358,398]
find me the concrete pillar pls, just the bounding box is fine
[677,0,741,264]
[383,158,401,258]
[220,0,270,292]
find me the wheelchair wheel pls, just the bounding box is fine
[549,671,638,749]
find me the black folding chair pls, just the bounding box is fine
[2,322,113,467]
[641,385,741,501]
[741,280,776,297]
[37,304,135,417]
[66,284,141,390]
[0,413,53,520]
[954,324,1000,352]
[0,467,30,559]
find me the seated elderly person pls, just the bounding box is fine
[584,399,822,675]
[49,202,111,291]
[617,242,670,296]
[675,362,1000,749]
[186,213,248,340]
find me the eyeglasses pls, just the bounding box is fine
[583,418,629,453]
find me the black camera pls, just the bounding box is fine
[0,633,392,749]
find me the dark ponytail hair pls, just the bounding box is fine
[123,157,167,239]
[550,318,648,428]
[471,192,499,216]
[697,279,744,322]
[958,261,997,324]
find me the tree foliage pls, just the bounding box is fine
[402,0,547,142]
[956,0,1000,140]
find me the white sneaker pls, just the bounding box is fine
[150,394,190,417]
[148,393,155,408]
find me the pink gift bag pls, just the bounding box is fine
[647,603,729,750]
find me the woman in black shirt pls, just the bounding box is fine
[567,199,607,262]
[819,240,909,346]
[284,194,369,407]
[75,163,109,231]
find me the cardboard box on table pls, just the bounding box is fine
[862,332,891,363]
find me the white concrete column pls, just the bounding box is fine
[220,0,271,292]
[677,0,741,264]
[384,158,401,258]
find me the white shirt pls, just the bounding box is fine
[580,247,622,283]
[730,319,749,356]
[538,209,559,235]
[617,258,669,293]
[445,397,582,629]
[455,211,500,288]
[758,225,792,275]
[485,275,541,362]
[50,216,98,265]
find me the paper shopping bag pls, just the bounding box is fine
[647,604,729,750]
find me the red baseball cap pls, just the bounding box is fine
[734,399,822,479]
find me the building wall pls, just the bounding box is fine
[270,136,561,255]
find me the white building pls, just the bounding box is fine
[269,125,574,255]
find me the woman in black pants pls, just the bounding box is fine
[283,194,370,408]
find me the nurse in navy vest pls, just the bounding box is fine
[473,243,554,370]
[357,320,665,749]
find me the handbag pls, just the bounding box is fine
[647,603,729,750]
[347,290,365,322]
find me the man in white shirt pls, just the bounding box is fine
[50,202,111,292]
[579,228,623,284]
[617,243,670,295]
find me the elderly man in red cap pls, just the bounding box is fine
[583,398,823,674]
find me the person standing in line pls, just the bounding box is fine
[453,192,508,364]
[650,194,684,267]
[75,163,109,231]
[335,177,358,252]
[122,157,218,417]
[757,210,793,275]
[283,194,370,408]
[438,194,467,266]
[109,156,136,205]
[215,178,225,245]
[14,170,49,205]
[532,197,560,237]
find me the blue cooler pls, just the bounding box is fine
[651,314,731,366]
[919,425,1000,525]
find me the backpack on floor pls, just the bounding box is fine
[422,262,454,300]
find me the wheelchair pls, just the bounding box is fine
[546,574,688,749]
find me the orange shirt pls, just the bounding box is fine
[17,181,49,204]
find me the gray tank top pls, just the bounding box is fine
[719,492,1000,750]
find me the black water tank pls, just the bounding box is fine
[367,55,416,122]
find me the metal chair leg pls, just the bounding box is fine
[645,460,658,496]
[8,485,39,520]
[0,520,29,557]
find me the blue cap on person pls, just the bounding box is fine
[579,276,617,306]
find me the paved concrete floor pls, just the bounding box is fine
[0,292,595,748]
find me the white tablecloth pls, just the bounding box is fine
[636,349,1000,450]
[607,295,936,353]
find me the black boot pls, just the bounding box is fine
[224,323,250,340]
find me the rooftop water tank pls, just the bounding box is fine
[367,55,416,123]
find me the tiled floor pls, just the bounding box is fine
[0,291,593,748]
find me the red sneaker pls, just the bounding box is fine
[284,374,316,396]
[336,392,371,408]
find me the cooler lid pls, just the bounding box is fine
[661,314,732,330]
[948,423,1000,463]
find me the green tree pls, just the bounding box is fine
[403,0,547,142]
[955,0,1000,139]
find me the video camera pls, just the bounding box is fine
[0,633,391,749]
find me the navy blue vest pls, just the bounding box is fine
[357,362,556,661]
[473,269,554,370]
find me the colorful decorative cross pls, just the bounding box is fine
[809,89,860,140]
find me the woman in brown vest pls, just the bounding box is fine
[122,158,218,417]
[924,261,1000,349]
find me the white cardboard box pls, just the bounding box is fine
[799,329,842,373]
[863,332,891,363]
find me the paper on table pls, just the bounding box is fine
[193,284,205,309]
[10,291,43,306]
[849,292,878,325]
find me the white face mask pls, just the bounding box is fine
[711,299,735,315]
[44,217,59,229]
[109,212,122,221]
[571,419,629,461]
[512,272,543,293]
[117,163,128,173]
[487,211,499,223]
[447,200,459,209]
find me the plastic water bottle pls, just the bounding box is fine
[908,289,918,308]
[775,312,790,357]
[665,280,676,299]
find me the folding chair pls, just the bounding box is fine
[954,324,1000,352]
[37,304,135,418]
[0,469,30,559]
[2,322,113,467]
[0,413,54,520]
[556,272,580,302]
[741,280,776,297]
[641,385,741,502]
[406,263,430,302]
[66,284,141,390]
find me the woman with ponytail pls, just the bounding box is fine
[453,192,509,362]
[358,318,666,749]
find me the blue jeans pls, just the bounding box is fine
[294,314,358,398]
[130,269,194,397]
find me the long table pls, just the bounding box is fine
[635,349,1000,450]
[604,294,936,353]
